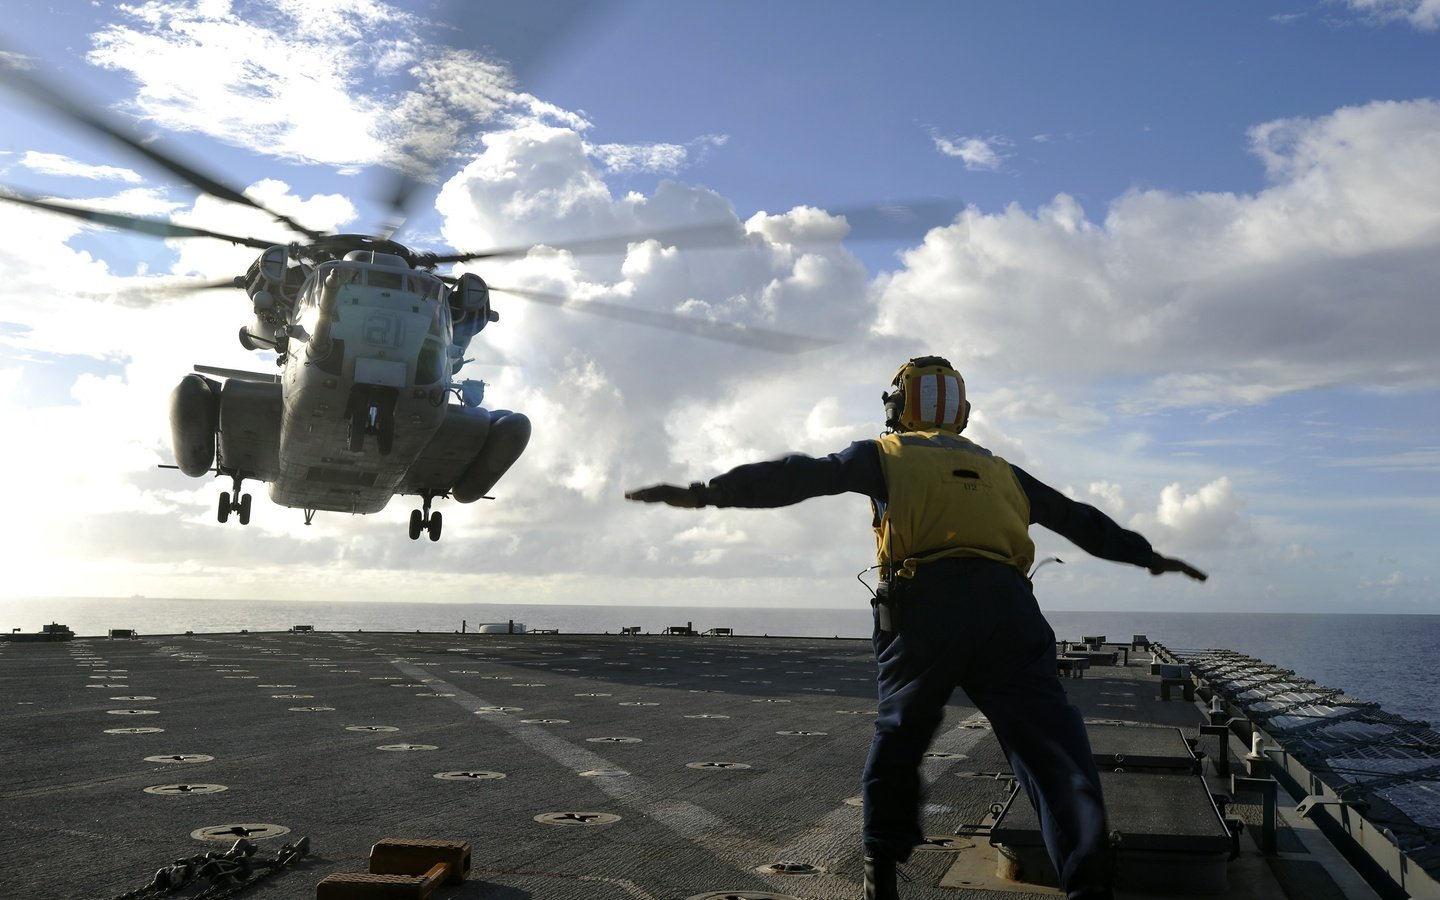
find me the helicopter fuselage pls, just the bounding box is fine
[170,246,529,539]
[272,254,452,513]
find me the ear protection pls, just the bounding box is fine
[882,356,970,433]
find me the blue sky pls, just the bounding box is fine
[0,0,1436,614]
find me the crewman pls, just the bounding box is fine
[625,356,1208,900]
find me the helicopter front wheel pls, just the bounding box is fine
[216,474,252,525]
[217,491,252,524]
[409,494,443,541]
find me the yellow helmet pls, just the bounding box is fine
[882,356,969,433]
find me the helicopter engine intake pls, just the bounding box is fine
[450,272,497,369]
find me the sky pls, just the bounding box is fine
[0,0,1437,615]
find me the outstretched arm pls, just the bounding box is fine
[625,441,885,510]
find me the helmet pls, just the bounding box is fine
[882,356,969,433]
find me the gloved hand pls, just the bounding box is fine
[624,483,706,508]
[1149,552,1208,581]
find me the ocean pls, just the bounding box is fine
[7,597,1437,726]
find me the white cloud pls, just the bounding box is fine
[17,152,143,182]
[932,134,1010,171]
[591,134,729,175]
[1085,482,1129,520]
[591,142,689,175]
[878,100,1440,413]
[81,2,716,191]
[1129,477,1248,552]
[1339,0,1440,30]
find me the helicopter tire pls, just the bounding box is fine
[218,492,231,523]
[238,493,252,525]
[409,509,423,540]
[428,511,443,542]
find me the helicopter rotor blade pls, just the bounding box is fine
[72,274,245,306]
[0,188,280,249]
[0,47,327,241]
[369,0,616,240]
[488,285,835,354]
[433,198,962,264]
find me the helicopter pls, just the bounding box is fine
[1,41,945,541]
[165,233,531,542]
[0,51,837,541]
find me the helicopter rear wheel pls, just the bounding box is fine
[238,493,252,525]
[408,509,423,540]
[218,491,231,523]
[427,511,443,542]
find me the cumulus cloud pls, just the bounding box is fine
[877,99,1440,413]
[1129,477,1248,552]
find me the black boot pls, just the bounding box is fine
[863,854,899,900]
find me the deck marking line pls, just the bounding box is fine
[391,662,851,889]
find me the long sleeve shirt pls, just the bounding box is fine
[703,439,1153,568]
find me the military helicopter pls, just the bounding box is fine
[166,234,531,542]
[0,51,842,541]
[1,44,944,540]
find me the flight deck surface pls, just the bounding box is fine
[0,630,1388,899]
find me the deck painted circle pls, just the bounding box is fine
[144,783,228,795]
[533,812,621,826]
[191,823,291,842]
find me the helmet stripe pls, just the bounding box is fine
[918,373,940,424]
[941,374,961,424]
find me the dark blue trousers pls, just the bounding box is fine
[861,559,1112,899]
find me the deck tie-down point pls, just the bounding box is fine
[316,837,470,899]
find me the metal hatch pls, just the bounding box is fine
[991,770,1233,893]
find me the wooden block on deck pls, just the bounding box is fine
[369,838,469,884]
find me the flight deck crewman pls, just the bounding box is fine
[625,356,1207,900]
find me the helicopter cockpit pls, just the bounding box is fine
[288,252,455,388]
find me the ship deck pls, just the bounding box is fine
[0,629,1392,899]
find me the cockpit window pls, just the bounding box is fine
[367,269,404,290]
[416,338,446,385]
[413,274,444,300]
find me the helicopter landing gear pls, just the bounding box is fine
[346,386,397,455]
[409,493,442,542]
[217,475,252,525]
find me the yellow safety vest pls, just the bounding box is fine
[873,431,1035,578]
